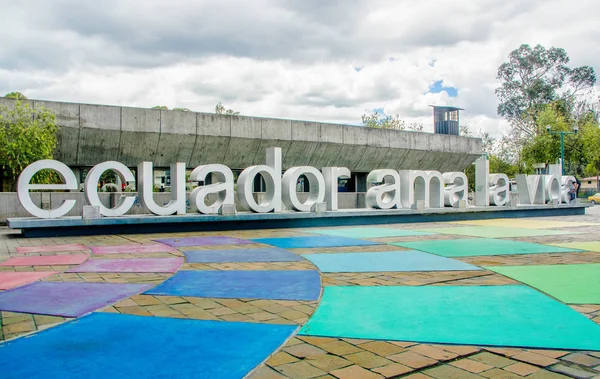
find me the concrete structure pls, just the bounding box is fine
[7,203,586,237]
[0,98,483,191]
[432,106,462,136]
[0,191,367,223]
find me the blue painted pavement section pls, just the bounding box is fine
[145,270,321,301]
[299,285,600,350]
[0,312,297,379]
[253,235,380,249]
[184,248,303,263]
[302,251,482,273]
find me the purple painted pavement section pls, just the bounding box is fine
[0,282,153,317]
[67,257,184,273]
[16,244,88,254]
[154,236,254,247]
[90,244,178,255]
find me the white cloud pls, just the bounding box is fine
[0,0,598,140]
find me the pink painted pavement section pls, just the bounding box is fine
[0,272,59,290]
[90,244,178,255]
[0,254,90,267]
[16,244,88,254]
[67,257,184,273]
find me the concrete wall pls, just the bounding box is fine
[0,192,368,223]
[0,98,483,172]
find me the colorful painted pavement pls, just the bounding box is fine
[0,212,600,378]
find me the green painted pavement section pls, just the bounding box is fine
[550,241,600,252]
[306,227,435,239]
[299,285,600,350]
[391,238,581,257]
[416,226,577,238]
[487,264,600,304]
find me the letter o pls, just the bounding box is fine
[282,167,325,212]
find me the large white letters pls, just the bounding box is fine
[85,161,136,216]
[282,167,325,212]
[399,170,444,209]
[443,172,468,207]
[237,147,282,213]
[138,162,186,215]
[189,164,234,214]
[17,160,78,218]
[474,157,489,206]
[16,148,583,220]
[322,167,350,211]
[366,170,400,209]
[516,174,545,205]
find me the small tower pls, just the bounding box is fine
[431,106,463,135]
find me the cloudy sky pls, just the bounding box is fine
[1,0,598,137]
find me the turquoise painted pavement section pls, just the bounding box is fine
[415,226,577,238]
[302,251,481,273]
[0,312,297,379]
[305,227,435,239]
[252,235,380,249]
[391,238,581,257]
[299,285,600,351]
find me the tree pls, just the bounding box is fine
[519,102,600,177]
[173,107,191,112]
[496,44,596,139]
[0,101,58,191]
[361,112,424,131]
[4,92,27,100]
[215,102,239,116]
[151,105,169,110]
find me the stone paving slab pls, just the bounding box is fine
[15,244,88,254]
[321,270,516,287]
[457,251,600,267]
[105,295,318,325]
[0,311,67,342]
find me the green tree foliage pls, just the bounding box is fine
[361,112,424,131]
[520,102,600,177]
[151,105,169,110]
[0,101,59,190]
[173,107,191,111]
[215,102,239,116]
[460,125,522,191]
[4,92,27,100]
[496,44,596,139]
